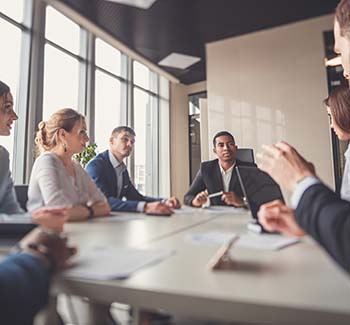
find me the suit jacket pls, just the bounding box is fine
[184,158,256,206]
[86,150,160,212]
[295,183,350,272]
[0,253,50,325]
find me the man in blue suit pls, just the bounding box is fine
[0,228,76,324]
[86,126,181,214]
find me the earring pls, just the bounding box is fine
[63,143,67,153]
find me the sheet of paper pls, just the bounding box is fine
[63,246,174,280]
[203,206,246,214]
[185,231,299,250]
[91,214,144,223]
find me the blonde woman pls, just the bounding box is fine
[27,108,110,220]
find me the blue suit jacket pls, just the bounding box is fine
[86,150,160,212]
[0,253,50,325]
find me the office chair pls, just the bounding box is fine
[236,148,255,163]
[14,185,29,211]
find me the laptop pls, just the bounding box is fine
[236,166,284,233]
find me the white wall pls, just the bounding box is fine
[206,14,335,190]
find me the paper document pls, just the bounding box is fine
[91,214,144,223]
[186,231,299,250]
[64,246,174,280]
[204,206,246,214]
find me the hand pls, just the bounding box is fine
[257,200,305,237]
[192,190,208,207]
[144,202,174,215]
[18,228,77,272]
[257,141,315,191]
[221,192,245,207]
[164,197,181,209]
[31,207,68,232]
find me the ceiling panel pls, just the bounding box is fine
[58,0,339,84]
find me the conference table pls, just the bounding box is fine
[54,207,350,324]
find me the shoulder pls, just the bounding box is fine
[201,159,218,169]
[236,159,256,167]
[34,152,60,167]
[86,151,108,170]
[0,146,9,161]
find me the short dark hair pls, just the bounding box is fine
[336,0,350,38]
[212,131,235,146]
[111,126,136,137]
[324,84,350,134]
[0,80,10,98]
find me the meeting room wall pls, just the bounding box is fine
[206,14,335,192]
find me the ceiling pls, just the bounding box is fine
[58,0,339,84]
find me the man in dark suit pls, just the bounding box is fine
[256,0,350,273]
[0,228,76,324]
[184,131,256,207]
[86,126,181,215]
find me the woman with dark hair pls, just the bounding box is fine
[324,84,350,201]
[258,84,350,228]
[0,80,67,229]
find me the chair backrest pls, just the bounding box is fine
[236,148,255,163]
[14,185,29,211]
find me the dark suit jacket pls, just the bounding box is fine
[0,253,50,325]
[295,183,350,272]
[86,150,160,212]
[184,158,256,206]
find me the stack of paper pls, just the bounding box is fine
[64,246,174,280]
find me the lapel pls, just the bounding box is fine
[101,150,119,196]
[211,160,224,192]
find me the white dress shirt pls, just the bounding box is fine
[341,143,350,202]
[108,150,146,212]
[218,161,235,192]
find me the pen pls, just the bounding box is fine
[208,191,223,198]
[207,235,239,270]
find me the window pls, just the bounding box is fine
[43,6,81,120]
[94,38,124,152]
[0,2,24,162]
[0,0,24,23]
[94,70,122,151]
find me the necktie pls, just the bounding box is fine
[116,162,127,198]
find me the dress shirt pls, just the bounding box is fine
[108,151,145,212]
[218,161,235,193]
[291,176,321,209]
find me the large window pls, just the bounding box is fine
[0,1,25,162]
[1,2,171,196]
[94,38,124,152]
[43,6,81,120]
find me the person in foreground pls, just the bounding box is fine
[256,0,350,272]
[86,126,181,215]
[0,227,76,325]
[184,131,256,207]
[27,108,111,220]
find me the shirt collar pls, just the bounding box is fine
[108,150,122,169]
[218,161,235,175]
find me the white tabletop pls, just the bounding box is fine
[56,211,350,324]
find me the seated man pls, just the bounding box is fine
[86,126,180,215]
[184,131,256,207]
